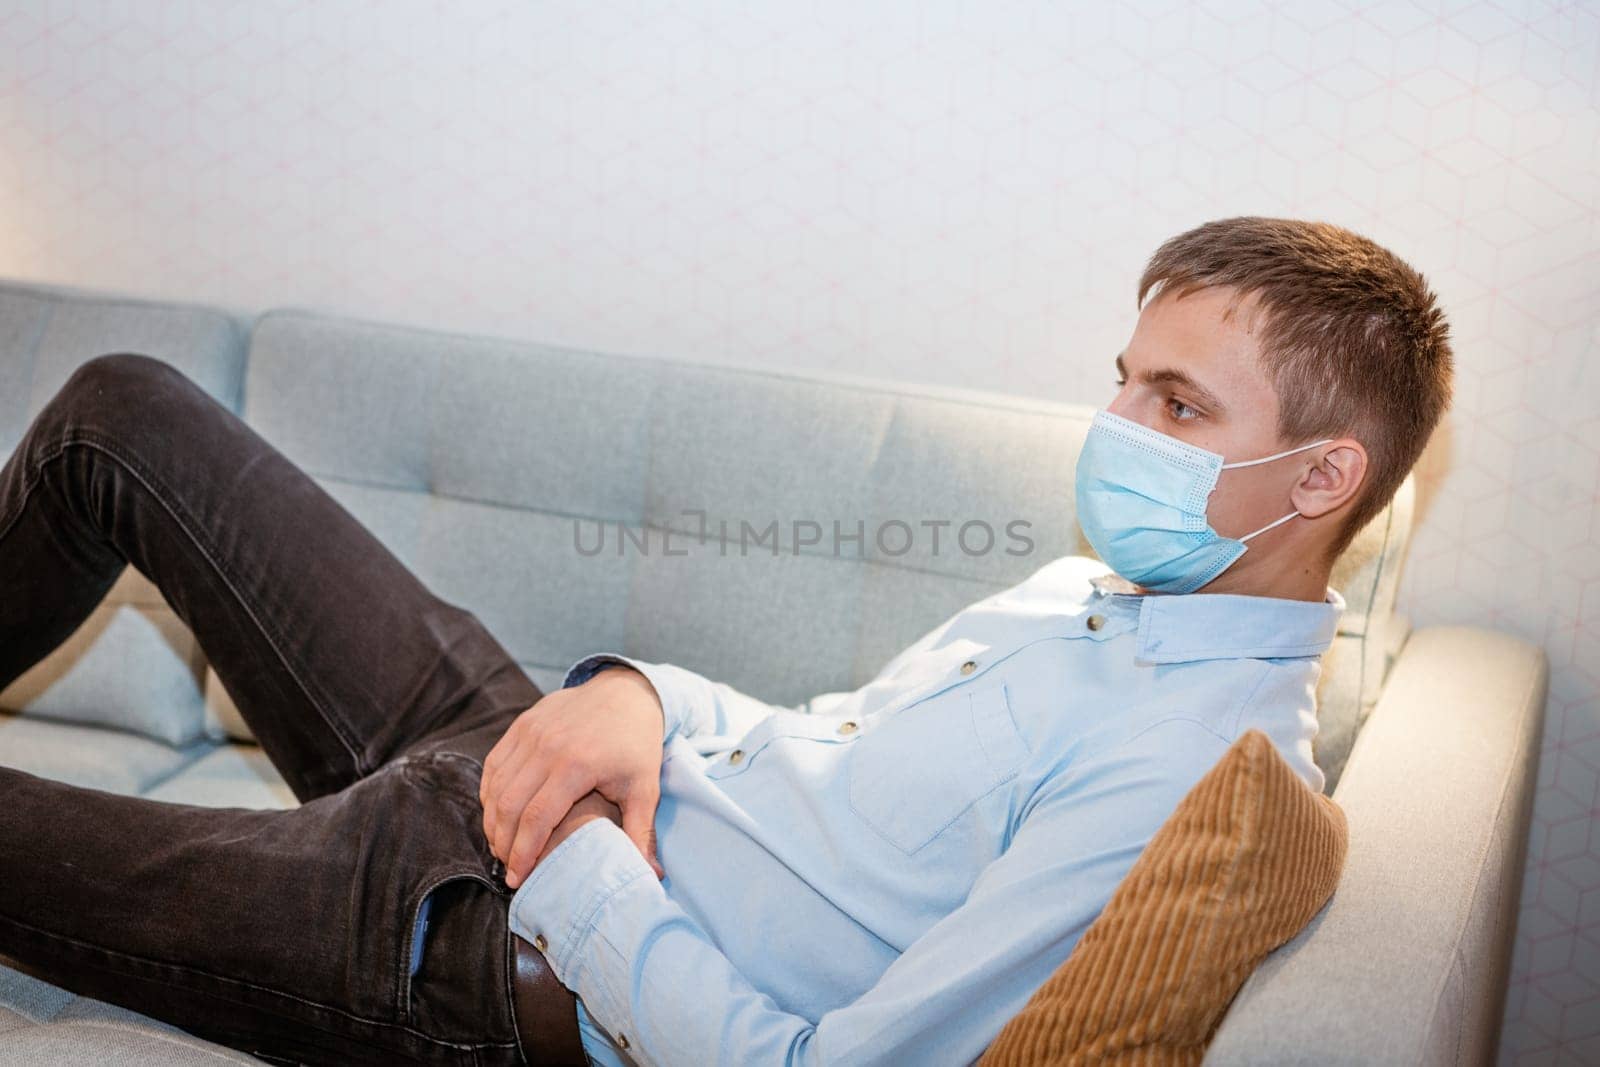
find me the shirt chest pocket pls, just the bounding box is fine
[847,682,1029,855]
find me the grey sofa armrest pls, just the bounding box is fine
[1204,625,1549,1067]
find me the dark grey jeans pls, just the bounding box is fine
[0,353,551,1065]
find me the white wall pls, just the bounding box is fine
[3,1,1597,1061]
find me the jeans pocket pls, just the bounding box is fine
[399,869,504,1030]
[391,754,509,1032]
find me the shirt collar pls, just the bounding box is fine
[1088,571,1345,663]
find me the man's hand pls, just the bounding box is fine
[534,790,623,868]
[480,665,667,889]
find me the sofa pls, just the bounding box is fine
[0,276,1549,1065]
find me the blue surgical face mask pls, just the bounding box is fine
[1074,409,1333,594]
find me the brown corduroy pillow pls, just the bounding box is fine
[979,728,1348,1067]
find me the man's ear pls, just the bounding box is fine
[1291,438,1367,520]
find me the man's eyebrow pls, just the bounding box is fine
[1116,351,1228,415]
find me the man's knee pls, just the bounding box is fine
[18,353,212,473]
[62,352,179,404]
[46,352,202,434]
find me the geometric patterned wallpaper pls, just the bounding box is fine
[1,2,1597,1061]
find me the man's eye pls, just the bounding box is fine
[1113,377,1126,387]
[1167,397,1198,421]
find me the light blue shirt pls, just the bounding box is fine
[508,555,1344,1066]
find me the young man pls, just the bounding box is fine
[0,216,1452,1066]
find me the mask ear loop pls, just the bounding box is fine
[1224,438,1336,543]
[1219,437,1335,470]
[1239,508,1302,542]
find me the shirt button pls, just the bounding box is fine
[1086,614,1105,632]
[617,1033,631,1050]
[533,934,548,952]
[960,660,977,675]
[727,748,744,765]
[837,720,859,735]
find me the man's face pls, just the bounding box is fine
[1105,285,1303,547]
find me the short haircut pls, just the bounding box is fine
[1136,216,1454,564]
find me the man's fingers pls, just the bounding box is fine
[621,785,664,879]
[481,718,530,790]
[479,729,527,843]
[504,774,586,888]
[646,825,663,880]
[488,749,552,862]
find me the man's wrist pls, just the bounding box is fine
[539,811,609,865]
[561,652,681,743]
[510,817,657,983]
[586,664,666,732]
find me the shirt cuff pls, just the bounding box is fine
[562,652,692,743]
[508,817,661,1032]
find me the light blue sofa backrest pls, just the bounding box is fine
[0,284,245,452]
[0,282,1414,791]
[241,309,1093,705]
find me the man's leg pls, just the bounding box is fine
[0,350,540,799]
[0,720,528,1065]
[0,353,550,1063]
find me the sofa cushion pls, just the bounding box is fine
[1,566,211,748]
[977,728,1348,1066]
[238,310,1093,709]
[0,963,259,1064]
[0,282,245,453]
[142,741,299,810]
[0,711,212,796]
